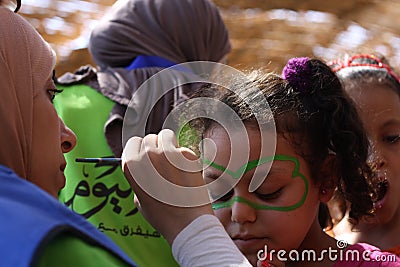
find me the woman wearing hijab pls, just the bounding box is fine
[0,6,139,267]
[88,0,231,156]
[54,0,231,265]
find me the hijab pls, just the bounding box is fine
[80,0,231,156]
[0,7,55,179]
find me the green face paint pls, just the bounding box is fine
[203,154,308,211]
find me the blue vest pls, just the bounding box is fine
[0,164,137,267]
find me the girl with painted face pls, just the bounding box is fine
[123,58,400,266]
[328,54,400,256]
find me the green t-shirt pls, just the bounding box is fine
[39,233,131,267]
[54,84,178,267]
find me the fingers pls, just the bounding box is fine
[124,129,186,157]
[158,128,178,149]
[122,133,159,171]
[142,133,158,151]
[122,136,142,192]
[122,128,205,201]
[158,129,202,173]
[122,129,213,245]
[124,129,177,160]
[178,146,199,161]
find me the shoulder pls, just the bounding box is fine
[38,233,132,267]
[384,244,400,256]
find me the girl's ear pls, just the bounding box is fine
[318,154,338,203]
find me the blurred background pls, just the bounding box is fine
[18,0,400,76]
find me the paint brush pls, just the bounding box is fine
[75,157,122,164]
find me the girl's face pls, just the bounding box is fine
[30,77,76,198]
[347,83,400,225]
[203,125,323,266]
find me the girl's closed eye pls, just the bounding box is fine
[252,170,287,202]
[215,189,234,202]
[255,187,283,202]
[47,88,63,102]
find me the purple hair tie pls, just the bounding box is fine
[282,57,312,94]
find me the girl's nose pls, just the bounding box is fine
[231,198,257,224]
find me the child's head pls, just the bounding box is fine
[185,57,374,264]
[330,54,400,226]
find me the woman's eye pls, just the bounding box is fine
[384,135,400,144]
[255,188,282,201]
[47,89,63,102]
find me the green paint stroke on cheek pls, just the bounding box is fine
[204,154,309,211]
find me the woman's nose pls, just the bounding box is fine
[231,197,257,224]
[60,118,76,153]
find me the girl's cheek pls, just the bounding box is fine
[214,209,225,219]
[214,209,231,225]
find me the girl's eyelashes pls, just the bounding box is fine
[255,187,283,201]
[213,189,234,202]
[383,134,400,144]
[47,89,63,102]
[211,187,283,203]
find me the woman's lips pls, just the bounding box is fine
[60,162,66,172]
[59,163,67,189]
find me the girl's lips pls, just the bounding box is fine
[233,237,268,252]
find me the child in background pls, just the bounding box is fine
[328,53,400,256]
[123,57,400,266]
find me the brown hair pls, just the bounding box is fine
[182,58,375,224]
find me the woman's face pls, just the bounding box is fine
[346,83,400,225]
[30,77,76,198]
[202,125,323,266]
